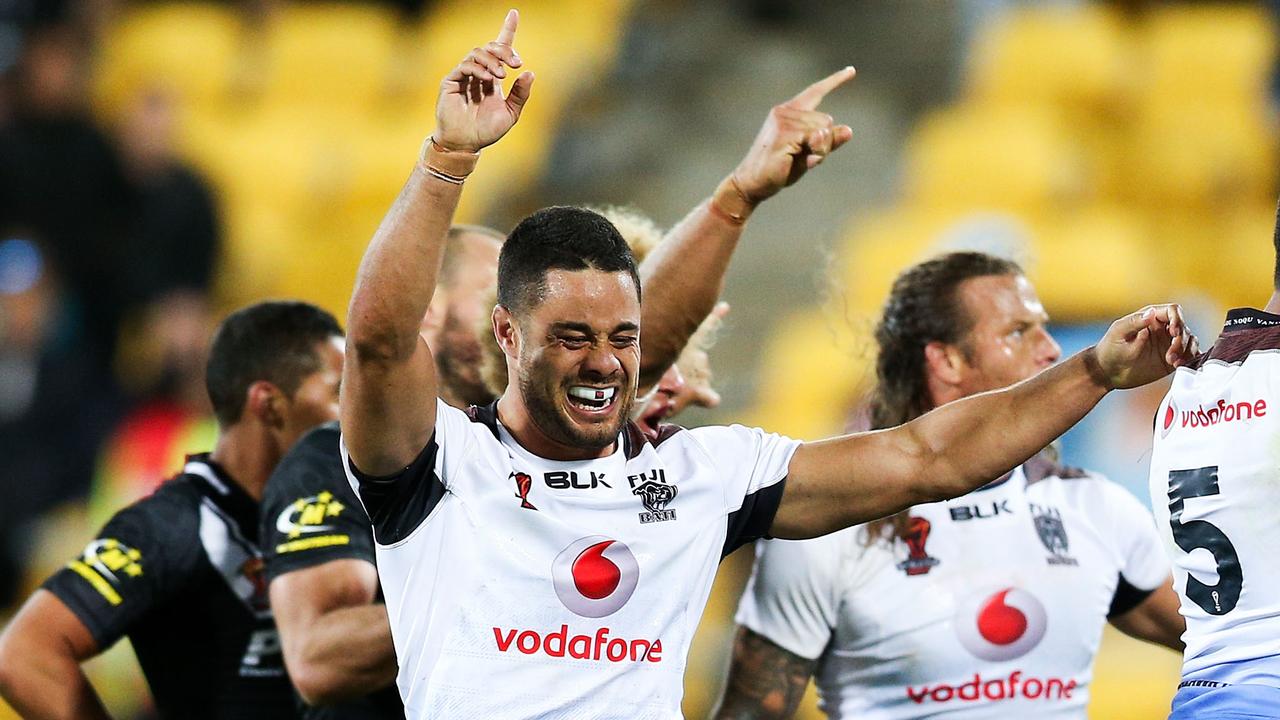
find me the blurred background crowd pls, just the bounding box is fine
[1,0,1277,717]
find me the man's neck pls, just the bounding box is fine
[208,424,278,502]
[1263,290,1280,316]
[495,393,616,461]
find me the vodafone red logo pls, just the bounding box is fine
[954,588,1047,661]
[1163,396,1267,437]
[552,536,639,618]
[1161,401,1177,438]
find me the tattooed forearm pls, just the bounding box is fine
[712,626,818,720]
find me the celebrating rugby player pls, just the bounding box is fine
[337,10,1196,718]
[716,252,1186,719]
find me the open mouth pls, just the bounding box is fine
[637,397,674,440]
[566,385,618,414]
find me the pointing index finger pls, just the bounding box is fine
[496,8,519,47]
[787,66,856,111]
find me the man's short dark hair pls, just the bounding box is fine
[1273,198,1280,289]
[205,301,344,426]
[497,206,640,315]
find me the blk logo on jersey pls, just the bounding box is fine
[950,500,1013,522]
[511,471,538,510]
[551,536,640,618]
[629,469,678,524]
[954,587,1047,661]
[544,470,611,490]
[896,516,941,576]
[1030,504,1078,566]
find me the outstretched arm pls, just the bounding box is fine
[773,305,1199,539]
[636,68,856,391]
[342,10,533,474]
[0,590,110,720]
[712,627,817,720]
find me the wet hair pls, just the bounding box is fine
[1273,199,1280,289]
[205,301,343,427]
[481,206,660,396]
[865,251,1022,543]
[497,206,640,316]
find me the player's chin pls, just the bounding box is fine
[560,396,629,444]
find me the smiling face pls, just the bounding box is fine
[508,268,641,452]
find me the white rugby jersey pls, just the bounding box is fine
[341,400,799,719]
[1149,307,1280,688]
[737,453,1168,719]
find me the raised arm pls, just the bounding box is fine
[773,305,1198,539]
[341,10,533,474]
[0,591,110,720]
[636,68,855,390]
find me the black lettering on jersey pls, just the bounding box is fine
[948,500,1013,522]
[544,471,612,490]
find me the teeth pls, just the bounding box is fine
[568,386,616,402]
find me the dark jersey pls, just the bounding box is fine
[43,455,295,720]
[261,422,404,720]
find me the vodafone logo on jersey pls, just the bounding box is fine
[954,587,1047,661]
[1162,396,1267,438]
[552,536,640,618]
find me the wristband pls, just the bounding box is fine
[709,175,756,225]
[419,137,480,183]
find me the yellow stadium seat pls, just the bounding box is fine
[967,4,1130,114]
[1139,4,1276,104]
[1152,206,1276,312]
[904,105,1089,217]
[93,3,243,119]
[748,309,873,441]
[257,3,400,114]
[1122,99,1277,210]
[837,206,1046,315]
[1025,207,1163,320]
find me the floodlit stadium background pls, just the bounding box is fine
[1,0,1275,717]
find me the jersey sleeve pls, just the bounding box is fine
[686,424,802,556]
[340,399,478,547]
[1094,479,1171,617]
[734,532,845,661]
[261,423,376,585]
[41,496,194,649]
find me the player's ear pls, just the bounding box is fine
[924,340,965,387]
[246,381,286,429]
[493,305,520,359]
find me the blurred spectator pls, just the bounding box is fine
[0,235,114,608]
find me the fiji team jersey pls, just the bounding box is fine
[1150,308,1280,689]
[737,451,1168,719]
[341,400,799,719]
[43,456,294,719]
[260,422,405,720]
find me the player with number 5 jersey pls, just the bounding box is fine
[1148,202,1280,719]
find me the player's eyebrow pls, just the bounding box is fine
[549,321,638,335]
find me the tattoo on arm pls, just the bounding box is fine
[713,627,818,720]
